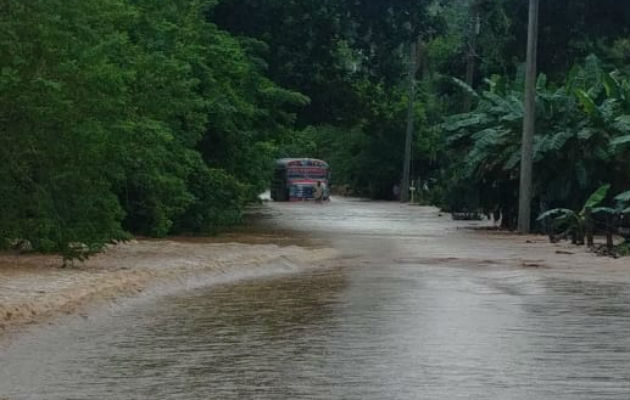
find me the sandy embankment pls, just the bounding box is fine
[0,239,337,335]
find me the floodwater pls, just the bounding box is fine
[1,199,629,399]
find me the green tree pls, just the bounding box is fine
[0,0,311,259]
[0,0,133,253]
[441,56,629,229]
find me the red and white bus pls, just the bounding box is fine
[271,158,330,201]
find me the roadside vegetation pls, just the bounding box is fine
[1,0,628,260]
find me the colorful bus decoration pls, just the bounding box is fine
[271,158,330,201]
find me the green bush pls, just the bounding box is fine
[174,166,245,234]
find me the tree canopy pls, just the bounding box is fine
[0,0,306,257]
[1,0,628,257]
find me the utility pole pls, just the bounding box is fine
[463,10,480,113]
[401,40,417,203]
[517,0,539,233]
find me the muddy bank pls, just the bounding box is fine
[2,199,628,400]
[1,199,627,340]
[0,239,337,336]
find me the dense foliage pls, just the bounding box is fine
[213,0,628,210]
[213,0,443,198]
[441,56,629,228]
[0,0,305,257]
[1,0,628,258]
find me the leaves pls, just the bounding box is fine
[610,134,630,148]
[451,77,479,99]
[0,0,309,258]
[614,191,630,203]
[537,208,575,221]
[574,89,598,117]
[591,207,618,215]
[442,53,629,226]
[612,115,630,132]
[582,184,611,212]
[443,113,491,132]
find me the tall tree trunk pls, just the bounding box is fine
[401,41,417,203]
[517,0,539,234]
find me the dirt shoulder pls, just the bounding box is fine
[0,239,336,337]
[1,199,627,339]
[458,229,629,279]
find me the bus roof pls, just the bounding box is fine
[275,158,329,168]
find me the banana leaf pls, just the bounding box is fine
[575,89,598,117]
[537,208,574,221]
[591,207,618,215]
[581,184,610,213]
[610,134,630,147]
[614,190,630,203]
[451,77,479,99]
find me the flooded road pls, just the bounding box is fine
[1,199,629,399]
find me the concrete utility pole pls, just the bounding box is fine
[401,40,417,203]
[517,0,539,233]
[463,10,480,113]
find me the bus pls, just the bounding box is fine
[271,158,330,201]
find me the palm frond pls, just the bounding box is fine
[451,77,479,99]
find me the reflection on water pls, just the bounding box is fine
[1,263,628,399]
[1,199,629,399]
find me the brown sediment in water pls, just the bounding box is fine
[2,200,628,400]
[0,239,337,336]
[1,199,627,339]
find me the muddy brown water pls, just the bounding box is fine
[1,199,629,399]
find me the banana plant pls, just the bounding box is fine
[591,191,630,243]
[590,190,630,216]
[536,184,610,245]
[442,55,629,229]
